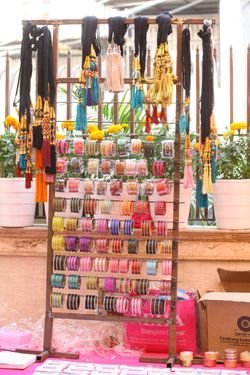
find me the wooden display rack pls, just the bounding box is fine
[18,16,215,367]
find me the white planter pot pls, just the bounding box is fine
[0,178,36,227]
[213,179,250,230]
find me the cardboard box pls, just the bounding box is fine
[217,268,250,292]
[199,292,250,356]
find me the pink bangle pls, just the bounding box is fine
[157,221,167,236]
[96,239,108,253]
[119,259,129,274]
[110,259,119,273]
[80,257,92,271]
[74,139,84,155]
[82,218,94,232]
[155,201,166,216]
[162,260,172,276]
[68,178,79,193]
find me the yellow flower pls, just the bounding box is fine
[61,120,72,130]
[193,142,200,151]
[145,135,154,141]
[230,122,247,131]
[90,130,105,141]
[121,123,129,129]
[223,130,235,139]
[5,116,19,130]
[67,122,75,131]
[216,139,221,145]
[223,131,229,139]
[87,124,98,133]
[107,124,123,133]
[56,134,65,140]
[228,130,235,135]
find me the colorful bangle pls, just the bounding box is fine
[94,257,108,272]
[136,160,148,177]
[131,259,141,274]
[85,295,97,310]
[97,218,108,234]
[104,277,116,292]
[87,158,99,175]
[96,238,109,253]
[141,220,152,236]
[120,200,133,216]
[162,140,174,158]
[110,238,123,254]
[74,139,84,155]
[157,221,167,236]
[101,159,112,175]
[55,179,66,192]
[119,259,129,274]
[116,296,129,314]
[68,275,81,290]
[126,181,138,195]
[115,160,125,176]
[162,260,172,276]
[66,256,80,271]
[131,297,142,316]
[96,180,108,195]
[160,280,171,295]
[65,236,78,252]
[79,256,92,272]
[110,180,123,196]
[50,292,64,308]
[125,159,136,176]
[52,235,65,251]
[123,219,134,235]
[152,160,166,177]
[53,255,66,271]
[67,294,80,310]
[100,140,116,158]
[146,239,158,254]
[155,201,166,216]
[86,276,98,290]
[79,237,92,252]
[85,140,99,156]
[110,219,120,235]
[146,260,157,275]
[100,200,112,215]
[156,179,172,196]
[53,197,67,212]
[127,239,138,254]
[131,139,142,155]
[134,200,149,215]
[84,180,94,195]
[143,141,155,158]
[109,258,119,273]
[83,198,97,216]
[56,157,67,174]
[66,217,78,231]
[52,216,64,232]
[70,198,81,213]
[51,273,66,289]
[160,240,172,254]
[68,178,80,193]
[81,218,94,232]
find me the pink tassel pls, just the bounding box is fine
[151,105,159,125]
[42,139,51,168]
[183,164,194,189]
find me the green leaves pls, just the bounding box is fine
[0,132,16,177]
[217,136,250,179]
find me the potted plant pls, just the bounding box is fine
[213,122,250,229]
[0,116,36,227]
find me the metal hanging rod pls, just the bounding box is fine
[22,18,216,26]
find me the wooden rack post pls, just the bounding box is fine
[19,17,215,366]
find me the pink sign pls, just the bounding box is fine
[124,300,196,353]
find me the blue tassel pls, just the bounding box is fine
[19,154,26,171]
[91,76,99,105]
[211,153,216,183]
[131,85,136,109]
[137,89,144,108]
[179,114,188,133]
[75,102,87,131]
[197,179,208,208]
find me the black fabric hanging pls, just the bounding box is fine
[134,16,149,77]
[81,16,101,67]
[108,16,129,56]
[182,27,191,99]
[156,11,173,47]
[198,22,214,144]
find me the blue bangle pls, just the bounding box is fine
[147,260,157,275]
[111,219,120,235]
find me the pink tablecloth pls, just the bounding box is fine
[0,352,248,375]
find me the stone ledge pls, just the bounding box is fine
[0,226,249,242]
